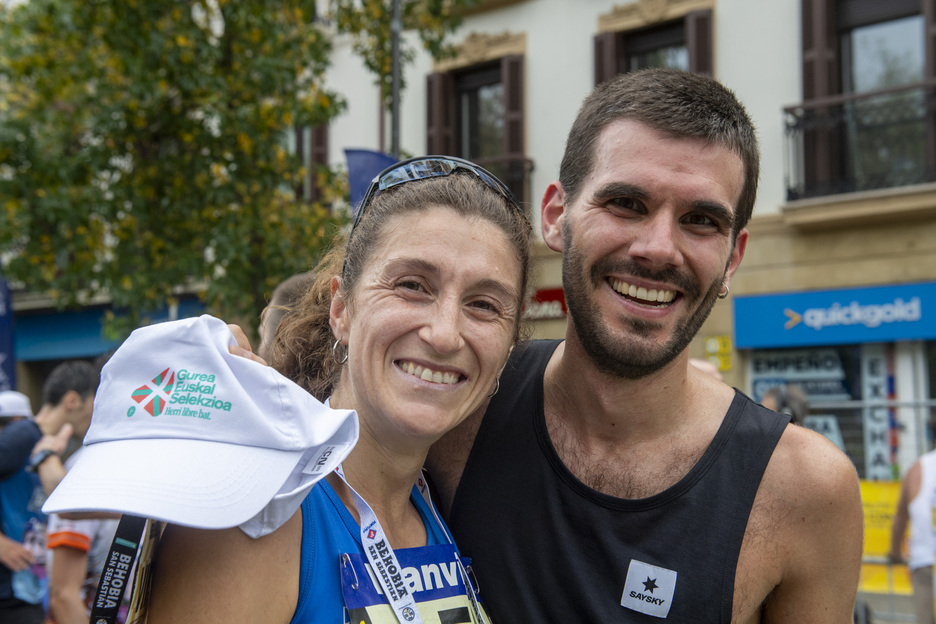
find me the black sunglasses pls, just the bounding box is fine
[348,155,520,239]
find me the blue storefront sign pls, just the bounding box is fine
[734,281,936,349]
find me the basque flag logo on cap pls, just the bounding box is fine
[131,368,176,416]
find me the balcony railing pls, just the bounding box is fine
[784,81,936,201]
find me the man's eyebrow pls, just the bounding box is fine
[590,182,648,203]
[686,200,735,229]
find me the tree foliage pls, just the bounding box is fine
[330,0,479,107]
[0,0,352,337]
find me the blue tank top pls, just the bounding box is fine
[290,479,457,623]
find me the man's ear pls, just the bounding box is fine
[722,228,749,290]
[541,181,567,253]
[61,389,82,411]
[329,276,347,340]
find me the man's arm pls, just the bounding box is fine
[425,399,488,517]
[31,424,72,496]
[888,460,919,563]
[760,426,864,623]
[48,545,91,624]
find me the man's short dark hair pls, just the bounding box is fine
[558,68,760,236]
[42,360,100,407]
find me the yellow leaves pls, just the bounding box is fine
[210,162,231,186]
[176,35,194,48]
[237,133,253,154]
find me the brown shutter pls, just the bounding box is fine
[501,54,527,202]
[594,31,621,85]
[925,0,936,78]
[800,0,840,194]
[502,55,524,159]
[924,0,936,171]
[307,124,328,204]
[686,9,713,76]
[426,72,455,155]
[801,0,838,100]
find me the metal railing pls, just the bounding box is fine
[784,81,936,200]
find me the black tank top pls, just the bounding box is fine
[448,340,789,623]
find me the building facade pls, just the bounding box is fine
[315,0,936,483]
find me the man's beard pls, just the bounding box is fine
[561,222,723,379]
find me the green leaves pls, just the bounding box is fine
[329,0,478,108]
[0,0,467,340]
[0,0,345,337]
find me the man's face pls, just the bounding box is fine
[546,119,748,379]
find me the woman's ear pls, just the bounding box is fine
[329,276,347,340]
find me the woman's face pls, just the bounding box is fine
[331,205,522,447]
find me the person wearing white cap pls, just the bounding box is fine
[0,390,34,425]
[47,157,532,624]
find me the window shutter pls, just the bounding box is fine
[925,0,936,78]
[686,9,713,75]
[593,31,620,85]
[426,72,455,154]
[800,0,839,195]
[307,124,328,204]
[801,0,838,99]
[502,55,524,159]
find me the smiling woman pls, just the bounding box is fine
[145,157,532,624]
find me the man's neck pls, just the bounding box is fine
[545,339,699,441]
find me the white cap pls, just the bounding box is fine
[0,390,33,420]
[43,314,358,535]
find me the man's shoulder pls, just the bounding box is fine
[762,422,860,512]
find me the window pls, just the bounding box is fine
[593,10,711,85]
[623,20,689,73]
[426,55,530,203]
[455,63,505,166]
[789,0,936,199]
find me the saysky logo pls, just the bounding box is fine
[130,368,176,417]
[621,559,677,618]
[784,297,921,332]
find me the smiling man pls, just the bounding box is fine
[428,68,863,623]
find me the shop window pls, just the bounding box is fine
[593,10,711,85]
[788,0,936,199]
[426,55,530,204]
[750,342,936,480]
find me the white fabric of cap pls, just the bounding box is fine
[43,314,358,534]
[0,391,33,419]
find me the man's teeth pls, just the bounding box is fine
[400,361,460,384]
[609,278,676,304]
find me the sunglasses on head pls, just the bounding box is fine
[348,155,521,239]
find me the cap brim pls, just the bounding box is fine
[43,438,304,529]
